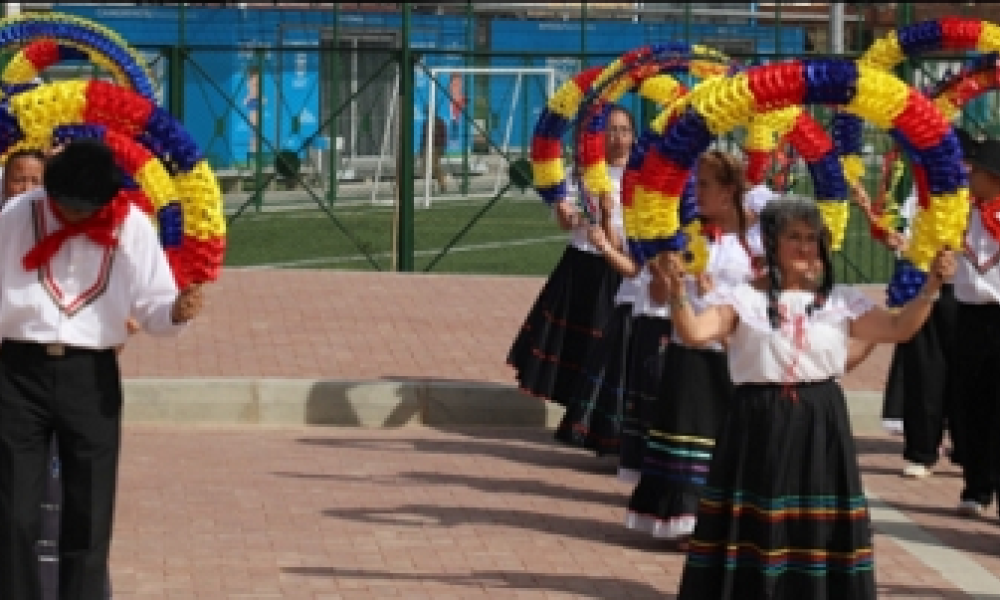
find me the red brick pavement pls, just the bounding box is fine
[109,425,994,599]
[107,269,995,598]
[117,269,894,392]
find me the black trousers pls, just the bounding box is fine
[0,341,121,600]
[39,438,113,600]
[899,284,960,466]
[952,302,1000,506]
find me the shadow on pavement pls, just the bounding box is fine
[273,468,629,507]
[296,428,622,475]
[320,502,683,552]
[281,566,675,599]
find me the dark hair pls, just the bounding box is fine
[4,148,46,167]
[758,195,835,329]
[571,103,634,180]
[43,138,123,210]
[696,149,749,234]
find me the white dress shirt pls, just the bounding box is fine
[954,206,1000,305]
[0,188,184,349]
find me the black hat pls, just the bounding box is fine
[43,138,123,211]
[957,127,1000,179]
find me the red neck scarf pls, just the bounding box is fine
[23,195,129,271]
[702,223,723,243]
[976,193,1000,243]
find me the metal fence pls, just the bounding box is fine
[20,3,1000,282]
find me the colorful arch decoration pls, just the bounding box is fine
[0,13,224,288]
[532,42,835,233]
[835,18,1000,187]
[531,43,731,215]
[626,58,968,306]
[622,88,849,274]
[0,13,156,98]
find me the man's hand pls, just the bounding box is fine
[171,284,204,325]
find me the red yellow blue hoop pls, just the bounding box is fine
[627,59,967,306]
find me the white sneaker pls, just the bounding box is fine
[902,463,932,478]
[957,500,986,517]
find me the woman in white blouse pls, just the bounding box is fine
[624,150,764,542]
[507,106,632,409]
[657,195,954,600]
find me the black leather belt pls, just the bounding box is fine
[3,340,105,357]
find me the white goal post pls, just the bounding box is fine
[422,66,556,208]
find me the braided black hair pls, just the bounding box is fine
[758,195,835,330]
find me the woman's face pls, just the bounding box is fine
[696,163,736,219]
[604,109,634,164]
[776,218,821,282]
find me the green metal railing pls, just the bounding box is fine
[9,3,995,282]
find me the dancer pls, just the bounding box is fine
[2,147,121,600]
[507,105,631,407]
[951,129,1000,517]
[0,139,204,599]
[856,180,958,477]
[664,195,954,600]
[553,105,641,455]
[624,149,762,540]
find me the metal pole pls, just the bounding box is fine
[253,47,265,213]
[328,3,339,206]
[774,1,781,56]
[462,0,472,196]
[170,3,186,122]
[396,4,415,272]
[830,3,845,54]
[684,3,691,45]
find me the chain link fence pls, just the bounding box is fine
[29,3,999,283]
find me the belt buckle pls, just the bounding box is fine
[45,344,65,357]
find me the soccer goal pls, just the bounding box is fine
[419,66,556,209]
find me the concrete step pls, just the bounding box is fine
[122,379,887,434]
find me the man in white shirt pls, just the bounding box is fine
[0,138,204,599]
[952,129,1000,519]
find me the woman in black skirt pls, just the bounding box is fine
[625,150,764,540]
[658,195,955,600]
[552,106,640,454]
[508,106,632,408]
[858,186,961,473]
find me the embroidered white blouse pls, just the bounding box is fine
[669,223,765,351]
[703,283,875,384]
[565,165,625,255]
[0,188,184,349]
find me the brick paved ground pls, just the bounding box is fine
[116,269,894,393]
[104,270,998,598]
[109,425,998,599]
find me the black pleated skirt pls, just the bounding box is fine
[507,245,622,406]
[625,344,732,538]
[677,380,876,600]
[554,303,634,455]
[618,315,672,482]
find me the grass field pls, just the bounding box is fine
[223,190,898,283]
